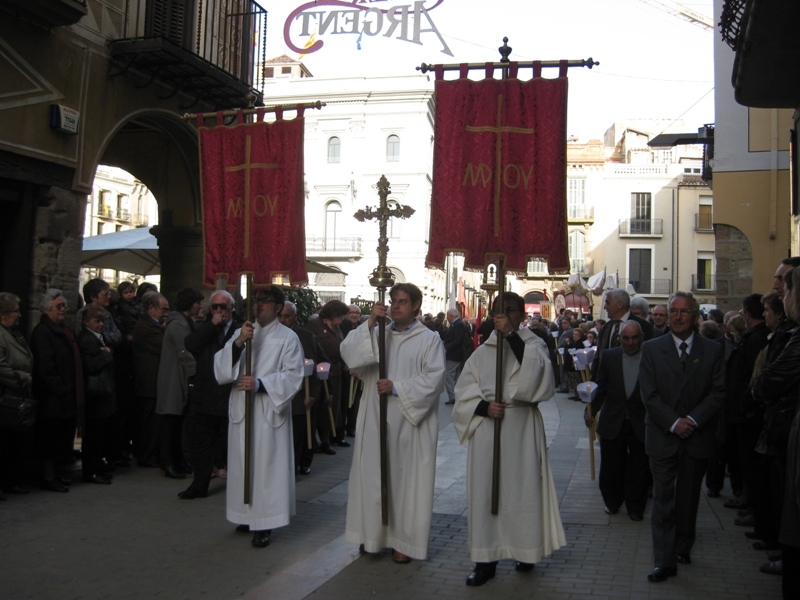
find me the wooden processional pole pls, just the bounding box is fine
[355,175,415,526]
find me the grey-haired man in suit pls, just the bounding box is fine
[639,291,725,582]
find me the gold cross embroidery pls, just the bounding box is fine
[465,94,535,236]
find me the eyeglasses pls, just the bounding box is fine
[390,299,411,306]
[211,303,231,311]
[668,308,693,316]
[254,297,276,305]
[53,302,67,310]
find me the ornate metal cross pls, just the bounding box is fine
[353,175,414,526]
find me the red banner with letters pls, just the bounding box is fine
[426,64,569,274]
[198,109,308,287]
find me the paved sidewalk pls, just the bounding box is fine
[0,393,781,599]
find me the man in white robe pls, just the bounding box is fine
[214,285,303,548]
[340,283,445,563]
[453,291,566,586]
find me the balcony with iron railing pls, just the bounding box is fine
[117,208,131,222]
[692,274,716,292]
[567,205,594,223]
[108,0,267,110]
[618,219,664,237]
[96,204,114,219]
[618,278,673,296]
[306,235,363,260]
[695,213,714,232]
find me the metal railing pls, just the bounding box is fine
[618,219,664,236]
[305,235,362,254]
[619,278,673,296]
[692,274,716,291]
[117,208,131,222]
[567,205,594,221]
[117,0,267,91]
[695,212,713,231]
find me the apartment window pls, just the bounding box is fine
[631,192,652,234]
[325,200,342,249]
[697,253,714,290]
[568,178,586,219]
[386,135,400,162]
[327,137,341,163]
[282,66,291,74]
[698,198,713,230]
[629,248,652,294]
[568,230,585,274]
[264,67,274,78]
[527,259,549,276]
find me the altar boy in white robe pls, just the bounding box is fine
[453,291,566,586]
[214,285,303,548]
[340,283,445,563]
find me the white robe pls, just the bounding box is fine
[453,328,566,563]
[340,320,445,559]
[214,319,303,531]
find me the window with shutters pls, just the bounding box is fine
[628,248,652,294]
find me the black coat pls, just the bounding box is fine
[78,327,117,419]
[442,318,467,362]
[30,315,80,420]
[592,347,645,443]
[132,316,164,398]
[290,324,323,416]
[184,314,243,417]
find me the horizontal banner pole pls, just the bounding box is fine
[182,101,325,123]
[416,58,599,74]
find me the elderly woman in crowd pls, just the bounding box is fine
[0,292,34,498]
[560,327,586,400]
[752,269,800,595]
[30,289,82,493]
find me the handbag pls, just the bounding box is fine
[0,392,37,432]
[86,368,114,398]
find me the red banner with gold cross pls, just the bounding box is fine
[426,63,569,274]
[198,108,308,287]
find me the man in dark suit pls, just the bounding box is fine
[639,291,725,582]
[585,320,649,521]
[279,300,324,476]
[591,289,653,380]
[178,290,242,499]
[441,308,467,405]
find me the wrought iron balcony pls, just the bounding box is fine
[567,206,594,222]
[618,219,663,237]
[306,235,363,259]
[695,213,714,232]
[108,0,266,110]
[619,278,673,296]
[692,274,716,292]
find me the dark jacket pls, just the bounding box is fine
[184,313,242,417]
[30,315,80,419]
[305,316,344,379]
[591,312,653,380]
[442,318,467,362]
[592,346,645,443]
[725,321,770,422]
[132,315,164,398]
[290,324,322,416]
[78,327,117,420]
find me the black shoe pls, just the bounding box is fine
[318,444,336,455]
[724,497,748,509]
[251,530,271,547]
[332,439,351,448]
[604,506,619,515]
[178,489,207,500]
[676,554,691,565]
[56,476,72,487]
[647,566,677,582]
[7,485,29,494]
[39,480,69,493]
[706,489,720,498]
[466,563,497,587]
[760,559,782,575]
[735,514,755,526]
[346,430,356,438]
[514,561,534,572]
[629,512,644,522]
[298,467,311,475]
[82,474,112,485]
[768,552,783,562]
[753,541,779,551]
[162,466,187,479]
[236,524,250,533]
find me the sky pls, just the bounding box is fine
[260,0,716,142]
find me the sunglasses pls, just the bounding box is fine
[211,303,231,311]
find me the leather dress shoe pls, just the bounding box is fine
[768,552,783,562]
[298,467,311,475]
[629,512,643,522]
[676,554,691,564]
[753,540,779,551]
[647,566,677,582]
[236,524,250,533]
[332,439,351,448]
[82,474,112,485]
[735,514,755,526]
[724,497,747,509]
[760,559,782,575]
[392,549,412,564]
[177,488,207,500]
[57,476,72,486]
[466,563,497,587]
[318,444,336,455]
[39,480,69,493]
[162,466,187,479]
[604,506,619,515]
[514,561,535,572]
[251,530,271,547]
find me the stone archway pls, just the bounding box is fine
[98,112,203,302]
[714,223,754,313]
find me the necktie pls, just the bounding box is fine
[679,341,688,370]
[610,320,621,348]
